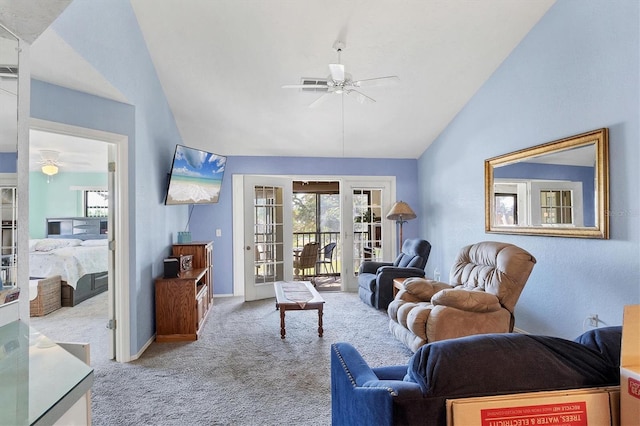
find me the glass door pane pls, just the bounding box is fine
[352,188,383,276]
[254,185,284,284]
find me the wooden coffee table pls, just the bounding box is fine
[274,281,325,339]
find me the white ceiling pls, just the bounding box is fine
[19,1,557,171]
[30,129,109,173]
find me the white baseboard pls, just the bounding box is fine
[129,333,155,361]
[513,327,529,334]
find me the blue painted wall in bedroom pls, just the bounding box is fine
[417,0,639,339]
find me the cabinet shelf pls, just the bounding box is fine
[154,242,213,342]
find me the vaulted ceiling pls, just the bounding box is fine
[127,0,555,159]
[5,1,557,171]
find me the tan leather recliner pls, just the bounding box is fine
[388,241,536,352]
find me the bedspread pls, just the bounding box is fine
[29,245,108,289]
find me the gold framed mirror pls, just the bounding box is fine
[485,128,609,239]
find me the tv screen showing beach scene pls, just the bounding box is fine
[165,145,227,205]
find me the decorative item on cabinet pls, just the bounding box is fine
[172,241,213,304]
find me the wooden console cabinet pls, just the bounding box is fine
[172,241,213,304]
[155,242,213,342]
[155,268,209,342]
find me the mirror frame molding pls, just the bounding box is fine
[485,128,609,239]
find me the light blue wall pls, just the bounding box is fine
[40,0,419,355]
[34,0,188,355]
[35,0,639,355]
[187,155,419,295]
[29,171,107,238]
[418,0,639,339]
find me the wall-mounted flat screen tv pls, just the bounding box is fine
[165,145,227,205]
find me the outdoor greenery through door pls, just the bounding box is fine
[293,181,340,285]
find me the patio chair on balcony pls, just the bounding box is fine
[316,242,337,274]
[294,242,319,280]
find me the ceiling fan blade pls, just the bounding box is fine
[309,93,332,108]
[39,149,60,161]
[282,84,328,89]
[352,76,399,87]
[328,63,345,82]
[346,89,375,104]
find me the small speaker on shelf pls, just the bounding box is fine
[163,258,179,278]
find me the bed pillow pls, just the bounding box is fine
[80,239,108,246]
[33,238,82,252]
[28,239,39,252]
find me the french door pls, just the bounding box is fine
[241,176,293,301]
[341,179,394,291]
[233,175,394,296]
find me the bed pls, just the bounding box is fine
[29,237,108,307]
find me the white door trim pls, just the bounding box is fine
[28,118,131,362]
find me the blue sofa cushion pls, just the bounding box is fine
[573,326,622,367]
[404,327,621,398]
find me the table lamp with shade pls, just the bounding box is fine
[386,201,416,250]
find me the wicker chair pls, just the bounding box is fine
[293,242,319,280]
[30,275,62,317]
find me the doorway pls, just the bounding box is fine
[292,180,340,291]
[28,119,130,362]
[233,174,395,299]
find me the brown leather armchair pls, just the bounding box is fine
[388,241,536,352]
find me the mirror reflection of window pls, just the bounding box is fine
[494,193,517,225]
[0,187,16,286]
[540,190,573,224]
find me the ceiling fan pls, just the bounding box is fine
[38,150,63,180]
[37,149,93,180]
[282,41,399,108]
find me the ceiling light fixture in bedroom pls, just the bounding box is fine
[41,161,59,184]
[39,150,60,183]
[41,162,58,176]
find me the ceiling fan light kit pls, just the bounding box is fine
[38,150,61,181]
[41,163,58,176]
[282,40,399,107]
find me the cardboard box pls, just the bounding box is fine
[446,387,620,426]
[621,304,640,425]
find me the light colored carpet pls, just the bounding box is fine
[313,276,341,292]
[30,290,413,425]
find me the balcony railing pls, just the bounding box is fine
[293,231,339,276]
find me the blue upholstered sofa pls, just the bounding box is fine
[331,327,621,426]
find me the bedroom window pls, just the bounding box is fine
[84,190,108,217]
